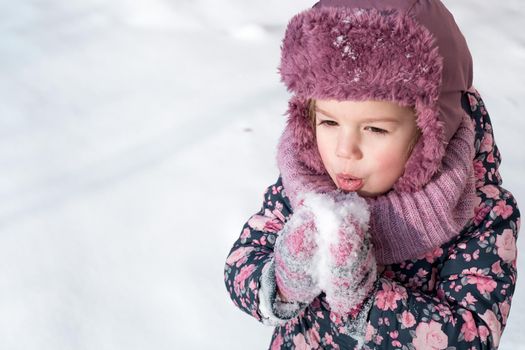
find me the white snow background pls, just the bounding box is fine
[0,0,524,349]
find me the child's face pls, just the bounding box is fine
[314,99,419,197]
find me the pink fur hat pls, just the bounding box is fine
[278,0,473,192]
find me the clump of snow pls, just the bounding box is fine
[301,192,340,291]
[300,191,370,293]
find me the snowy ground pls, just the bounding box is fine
[0,1,523,349]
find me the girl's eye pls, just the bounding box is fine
[318,120,338,127]
[365,126,388,134]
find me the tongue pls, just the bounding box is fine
[338,178,363,192]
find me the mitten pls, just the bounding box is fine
[274,201,322,304]
[314,191,378,316]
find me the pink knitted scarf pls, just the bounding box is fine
[276,113,477,265]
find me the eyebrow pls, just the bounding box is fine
[314,106,401,123]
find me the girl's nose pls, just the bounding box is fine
[336,134,363,159]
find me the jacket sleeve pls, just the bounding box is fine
[362,186,519,349]
[224,177,306,325]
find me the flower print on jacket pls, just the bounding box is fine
[413,320,448,350]
[496,229,517,264]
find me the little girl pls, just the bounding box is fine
[224,1,520,349]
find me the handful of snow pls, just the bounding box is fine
[300,191,376,315]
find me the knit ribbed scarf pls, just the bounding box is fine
[276,113,477,265]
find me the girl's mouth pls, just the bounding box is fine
[336,174,364,192]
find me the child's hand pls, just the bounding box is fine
[317,191,378,317]
[274,203,321,304]
[274,191,377,313]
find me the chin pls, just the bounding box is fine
[356,190,376,198]
[357,186,390,198]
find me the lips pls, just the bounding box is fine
[336,174,364,192]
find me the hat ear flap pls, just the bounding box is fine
[286,97,327,175]
[394,100,446,192]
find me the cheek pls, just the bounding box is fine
[316,131,329,155]
[371,147,409,173]
[316,133,335,167]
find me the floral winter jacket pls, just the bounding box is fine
[224,90,520,349]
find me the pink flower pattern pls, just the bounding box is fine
[375,279,406,311]
[413,320,448,350]
[493,201,513,220]
[480,310,502,347]
[400,311,416,328]
[496,228,517,263]
[461,312,478,342]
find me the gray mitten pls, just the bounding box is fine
[274,200,322,304]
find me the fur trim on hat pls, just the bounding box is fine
[279,6,446,192]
